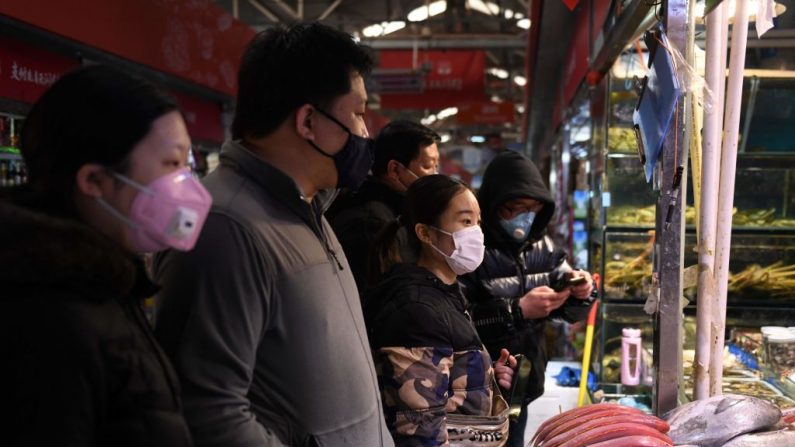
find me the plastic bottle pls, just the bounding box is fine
[621,328,642,386]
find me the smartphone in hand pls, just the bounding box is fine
[568,276,588,288]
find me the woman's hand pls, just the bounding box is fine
[494,349,517,390]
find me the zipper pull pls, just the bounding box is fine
[329,248,344,271]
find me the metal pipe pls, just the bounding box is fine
[269,0,299,20]
[654,0,689,417]
[318,0,343,21]
[298,0,304,19]
[694,0,726,401]
[247,0,280,22]
[711,0,751,396]
[365,36,526,49]
[233,0,239,19]
[590,0,653,76]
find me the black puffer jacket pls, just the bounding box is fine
[327,177,416,293]
[0,195,192,447]
[461,152,594,404]
[365,264,500,446]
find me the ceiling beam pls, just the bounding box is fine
[364,34,526,49]
[318,0,343,21]
[269,0,300,21]
[247,0,280,22]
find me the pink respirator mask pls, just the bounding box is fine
[97,167,212,253]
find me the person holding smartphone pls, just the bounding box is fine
[460,151,597,447]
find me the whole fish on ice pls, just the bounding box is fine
[722,427,795,446]
[663,393,780,447]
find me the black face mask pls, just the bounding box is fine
[307,108,375,190]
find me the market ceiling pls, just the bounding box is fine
[214,0,536,146]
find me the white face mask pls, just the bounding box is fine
[428,225,485,275]
[397,162,420,190]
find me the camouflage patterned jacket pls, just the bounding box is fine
[364,264,498,447]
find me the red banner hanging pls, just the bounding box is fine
[0,0,254,96]
[0,35,79,105]
[171,91,224,144]
[456,101,515,125]
[379,50,486,110]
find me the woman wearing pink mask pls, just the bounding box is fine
[364,174,516,446]
[0,65,210,446]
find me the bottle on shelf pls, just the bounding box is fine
[12,160,21,186]
[621,328,642,386]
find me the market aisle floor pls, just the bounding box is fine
[522,361,583,446]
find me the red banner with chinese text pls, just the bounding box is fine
[0,0,254,96]
[456,101,515,125]
[0,35,79,104]
[379,50,486,110]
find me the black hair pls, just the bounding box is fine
[20,65,177,217]
[371,120,440,178]
[232,22,374,140]
[368,174,469,284]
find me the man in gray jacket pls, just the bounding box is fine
[153,22,394,447]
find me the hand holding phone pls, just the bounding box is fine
[568,276,588,287]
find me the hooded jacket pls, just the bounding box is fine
[0,195,192,447]
[461,152,594,404]
[365,264,501,447]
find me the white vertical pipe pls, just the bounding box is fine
[717,8,728,122]
[694,1,727,401]
[711,0,750,396]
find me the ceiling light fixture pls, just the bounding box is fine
[362,21,406,38]
[467,0,500,16]
[487,67,510,79]
[408,1,448,22]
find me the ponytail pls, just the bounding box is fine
[367,218,404,287]
[367,175,470,286]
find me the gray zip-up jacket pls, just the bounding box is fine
[153,141,393,447]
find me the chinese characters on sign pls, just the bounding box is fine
[8,61,60,87]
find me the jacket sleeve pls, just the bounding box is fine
[550,286,598,323]
[153,213,287,447]
[376,346,454,447]
[371,300,455,447]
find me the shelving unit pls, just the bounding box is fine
[590,74,795,406]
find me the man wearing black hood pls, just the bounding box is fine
[461,151,596,446]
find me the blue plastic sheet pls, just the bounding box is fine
[554,366,598,391]
[633,28,683,182]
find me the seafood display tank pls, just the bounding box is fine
[589,75,795,409]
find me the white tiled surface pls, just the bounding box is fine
[522,361,583,446]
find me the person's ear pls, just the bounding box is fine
[415,223,433,245]
[295,104,315,140]
[386,159,402,181]
[75,164,109,198]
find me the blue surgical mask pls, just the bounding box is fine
[500,211,536,241]
[307,108,375,190]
